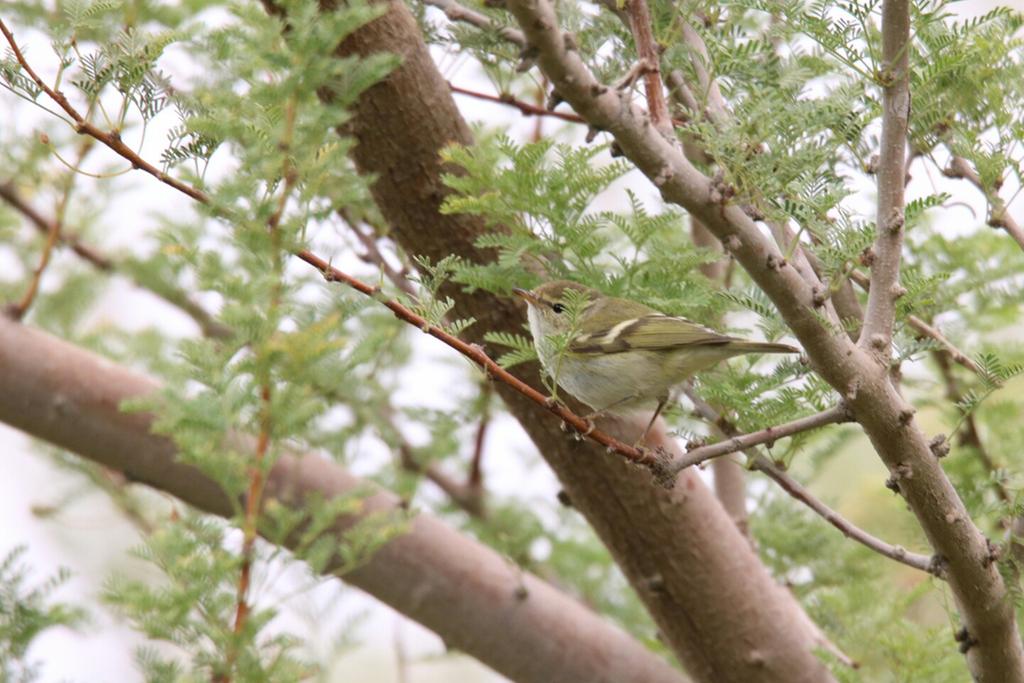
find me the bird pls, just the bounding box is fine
[514,280,799,445]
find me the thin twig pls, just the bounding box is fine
[297,250,657,468]
[859,0,911,350]
[449,83,586,124]
[0,181,113,270]
[383,408,487,517]
[684,390,939,576]
[421,0,527,47]
[467,381,492,496]
[932,350,1011,505]
[6,139,93,319]
[943,155,1024,252]
[849,270,982,377]
[0,19,207,205]
[0,181,233,339]
[225,98,298,681]
[666,404,852,476]
[343,217,420,298]
[0,27,655,476]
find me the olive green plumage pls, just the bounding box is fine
[514,280,798,423]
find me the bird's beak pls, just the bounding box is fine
[512,287,540,306]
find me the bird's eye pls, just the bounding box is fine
[551,303,566,314]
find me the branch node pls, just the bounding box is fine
[954,626,979,654]
[929,554,949,578]
[556,489,573,507]
[513,584,529,601]
[890,283,907,299]
[897,406,916,425]
[929,434,950,459]
[724,235,741,252]
[811,285,829,307]
[708,170,735,204]
[859,246,876,268]
[869,333,888,351]
[589,83,608,98]
[652,166,675,187]
[885,463,911,494]
[562,31,578,51]
[864,154,879,175]
[647,448,676,489]
[515,47,539,72]
[886,207,905,233]
[609,141,624,158]
[766,254,786,271]
[984,537,1003,567]
[741,204,765,221]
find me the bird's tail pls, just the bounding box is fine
[728,340,800,354]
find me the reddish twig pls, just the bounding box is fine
[7,198,64,319]
[226,99,297,680]
[449,83,586,124]
[0,20,655,473]
[343,216,419,298]
[625,0,671,134]
[296,250,658,468]
[0,19,208,205]
[5,139,93,319]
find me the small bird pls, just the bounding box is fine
[513,280,799,445]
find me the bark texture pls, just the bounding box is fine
[0,316,685,683]
[329,2,836,680]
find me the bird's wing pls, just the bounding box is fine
[570,314,731,354]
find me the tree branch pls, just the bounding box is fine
[848,269,982,377]
[295,251,659,468]
[625,0,671,133]
[684,391,939,576]
[859,0,911,350]
[943,154,1024,252]
[0,180,233,340]
[449,82,585,124]
[666,404,852,476]
[0,316,685,683]
[422,0,526,47]
[0,181,113,270]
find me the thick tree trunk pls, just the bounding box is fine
[329,2,836,680]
